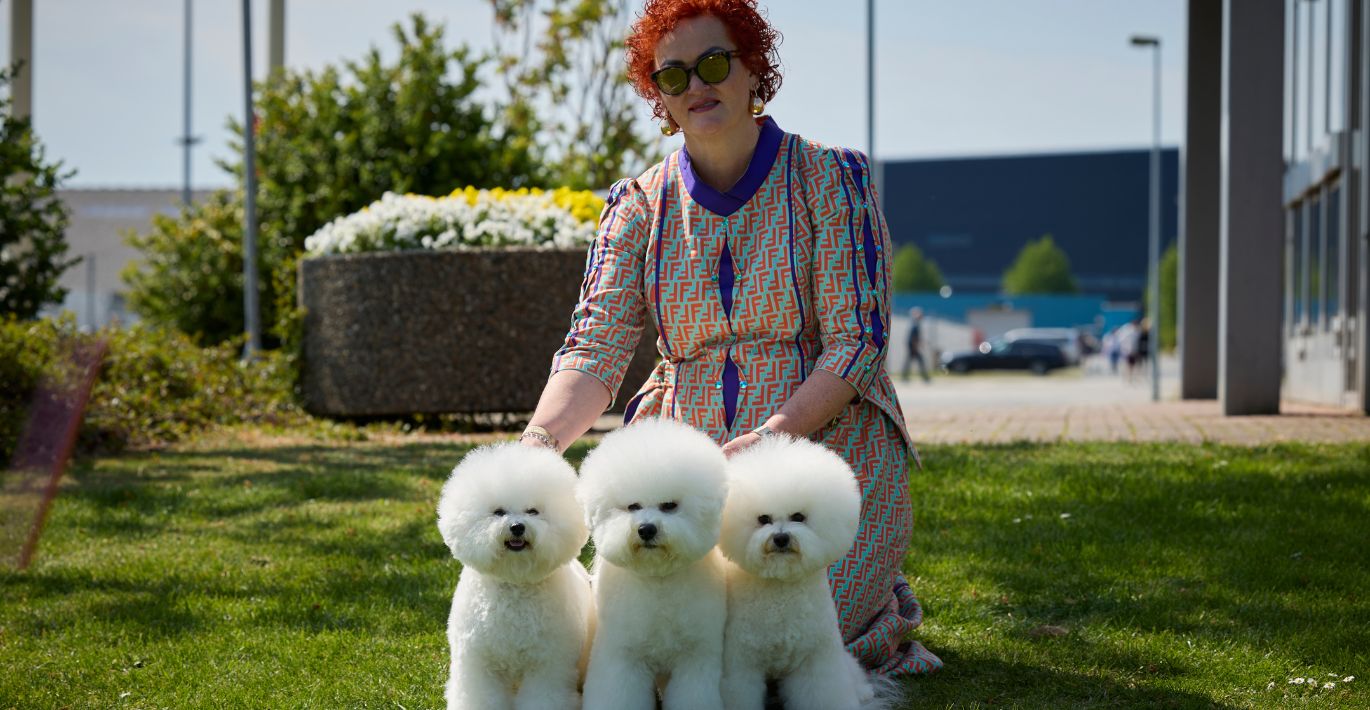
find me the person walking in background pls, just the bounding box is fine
[1118,317,1141,383]
[1136,317,1151,377]
[1102,327,1121,375]
[901,307,931,383]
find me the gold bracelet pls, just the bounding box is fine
[520,424,560,451]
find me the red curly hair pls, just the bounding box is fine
[624,0,784,121]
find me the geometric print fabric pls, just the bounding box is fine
[552,118,938,675]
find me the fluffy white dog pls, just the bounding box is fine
[577,417,730,710]
[436,443,594,710]
[719,436,891,710]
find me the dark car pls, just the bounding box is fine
[940,337,1068,375]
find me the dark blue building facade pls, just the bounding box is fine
[880,148,1180,302]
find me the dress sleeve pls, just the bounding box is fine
[809,148,891,399]
[549,178,651,406]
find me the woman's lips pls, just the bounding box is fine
[689,99,720,113]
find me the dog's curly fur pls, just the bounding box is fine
[718,436,894,710]
[577,418,730,710]
[436,444,594,710]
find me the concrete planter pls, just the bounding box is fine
[299,248,657,417]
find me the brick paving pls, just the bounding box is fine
[902,399,1370,446]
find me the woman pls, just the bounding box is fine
[519,0,941,676]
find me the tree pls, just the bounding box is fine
[1157,241,1178,351]
[1001,234,1079,295]
[125,15,547,347]
[0,63,78,319]
[491,0,661,189]
[892,243,945,293]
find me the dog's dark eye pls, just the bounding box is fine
[757,515,772,526]
[525,508,539,516]
[660,502,678,512]
[493,508,506,517]
[789,512,806,523]
[628,503,642,511]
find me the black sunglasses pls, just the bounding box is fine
[651,49,734,96]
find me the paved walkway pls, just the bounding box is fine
[892,357,1370,446]
[900,398,1370,445]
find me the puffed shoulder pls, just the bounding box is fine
[788,134,873,178]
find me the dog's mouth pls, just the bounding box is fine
[504,539,530,552]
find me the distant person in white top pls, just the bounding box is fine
[1116,318,1142,383]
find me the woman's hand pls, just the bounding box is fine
[721,431,763,459]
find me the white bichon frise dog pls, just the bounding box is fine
[577,417,730,710]
[719,436,892,710]
[436,443,594,710]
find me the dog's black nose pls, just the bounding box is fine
[772,532,790,548]
[509,522,525,537]
[638,523,657,541]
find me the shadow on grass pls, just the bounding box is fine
[904,649,1239,709]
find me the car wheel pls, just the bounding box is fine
[1029,360,1049,375]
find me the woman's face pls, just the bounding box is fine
[653,14,757,140]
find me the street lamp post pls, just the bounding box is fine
[1131,35,1161,403]
[242,0,261,359]
[867,0,880,197]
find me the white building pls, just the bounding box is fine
[40,189,213,330]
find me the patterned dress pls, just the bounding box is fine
[551,117,941,675]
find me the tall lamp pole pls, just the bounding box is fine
[179,0,202,206]
[867,0,881,197]
[242,0,261,358]
[1131,35,1162,402]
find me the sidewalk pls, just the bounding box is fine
[892,358,1370,445]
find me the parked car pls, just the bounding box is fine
[1002,327,1083,365]
[940,337,1068,375]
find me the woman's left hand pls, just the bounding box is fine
[721,431,763,459]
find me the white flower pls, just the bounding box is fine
[302,188,597,256]
[1346,676,1356,683]
[1291,678,1305,684]
[1324,682,1336,689]
[1266,682,1275,690]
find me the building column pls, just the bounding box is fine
[1181,0,1223,399]
[1360,0,1370,414]
[1218,0,1285,414]
[9,0,33,119]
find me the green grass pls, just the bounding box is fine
[1,432,1367,709]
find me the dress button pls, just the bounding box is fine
[715,382,723,390]
[710,274,718,282]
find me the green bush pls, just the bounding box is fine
[1001,234,1079,295]
[0,64,78,319]
[123,15,546,349]
[0,316,301,462]
[122,191,245,346]
[892,243,945,293]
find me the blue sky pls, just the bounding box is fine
[2,0,1185,188]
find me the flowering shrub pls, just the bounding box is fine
[303,186,604,256]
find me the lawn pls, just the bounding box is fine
[1,431,1367,709]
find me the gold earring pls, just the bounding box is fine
[660,120,679,136]
[750,94,766,116]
